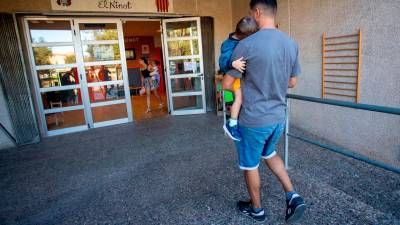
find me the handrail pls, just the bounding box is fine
[287,94,400,115]
[284,94,400,174]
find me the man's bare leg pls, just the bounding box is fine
[238,168,266,222]
[264,154,305,222]
[264,155,293,192]
[244,169,262,208]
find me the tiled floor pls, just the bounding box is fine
[131,92,169,121]
[0,114,399,225]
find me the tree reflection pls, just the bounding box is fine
[85,30,120,62]
[33,37,52,65]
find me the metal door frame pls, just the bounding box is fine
[23,17,133,136]
[73,18,133,128]
[162,17,206,115]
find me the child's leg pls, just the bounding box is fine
[223,88,242,141]
[223,80,242,140]
[230,88,242,121]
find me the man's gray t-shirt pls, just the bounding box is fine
[227,28,301,128]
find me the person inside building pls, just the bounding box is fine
[98,65,112,98]
[140,57,163,113]
[60,69,76,105]
[150,60,161,90]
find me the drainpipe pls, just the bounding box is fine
[195,0,199,15]
[288,0,291,36]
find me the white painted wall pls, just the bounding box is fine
[276,0,400,167]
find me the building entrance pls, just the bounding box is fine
[24,16,206,136]
[25,18,132,136]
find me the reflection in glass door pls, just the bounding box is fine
[25,18,132,136]
[25,19,88,136]
[162,17,206,115]
[74,19,132,128]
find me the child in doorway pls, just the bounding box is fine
[219,16,258,141]
[150,60,161,90]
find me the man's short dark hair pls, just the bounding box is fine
[250,0,277,15]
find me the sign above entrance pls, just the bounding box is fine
[51,0,173,13]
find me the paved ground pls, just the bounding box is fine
[0,113,399,225]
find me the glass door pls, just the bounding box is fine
[74,19,132,128]
[162,17,206,115]
[25,19,89,136]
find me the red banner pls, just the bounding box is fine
[156,0,169,12]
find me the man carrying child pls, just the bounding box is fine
[222,0,306,223]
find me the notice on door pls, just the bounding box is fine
[51,0,173,13]
[184,61,197,72]
[93,45,115,61]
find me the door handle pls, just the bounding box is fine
[198,73,204,80]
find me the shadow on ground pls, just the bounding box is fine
[0,113,399,225]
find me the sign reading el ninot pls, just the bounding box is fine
[51,0,173,13]
[97,0,133,10]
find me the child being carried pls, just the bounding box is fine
[219,16,258,141]
[150,60,161,90]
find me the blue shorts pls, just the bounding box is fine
[235,122,285,170]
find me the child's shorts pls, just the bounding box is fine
[233,79,241,91]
